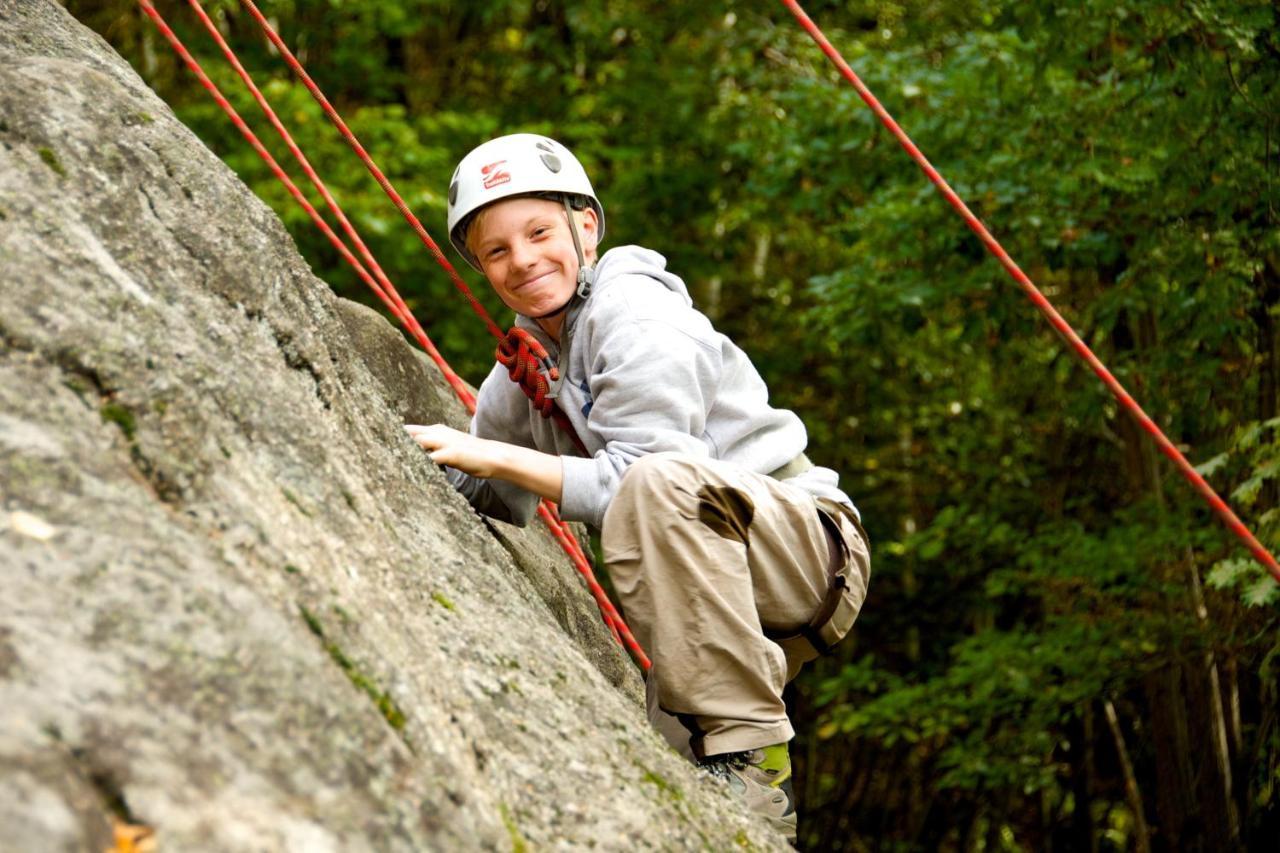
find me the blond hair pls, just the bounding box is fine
[462,196,597,264]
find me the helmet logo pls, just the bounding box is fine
[481,160,511,190]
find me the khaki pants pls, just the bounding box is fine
[601,453,870,759]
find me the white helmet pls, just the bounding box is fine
[447,133,606,274]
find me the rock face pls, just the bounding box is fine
[0,1,782,849]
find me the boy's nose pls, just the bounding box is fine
[509,240,536,270]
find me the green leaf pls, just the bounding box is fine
[1243,575,1280,608]
[1194,452,1230,478]
[918,537,945,561]
[1206,558,1253,590]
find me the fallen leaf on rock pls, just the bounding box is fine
[106,818,156,853]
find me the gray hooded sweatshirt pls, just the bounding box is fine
[448,245,855,529]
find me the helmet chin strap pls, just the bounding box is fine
[533,197,595,320]
[564,196,595,299]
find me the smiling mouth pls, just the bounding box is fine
[515,271,554,290]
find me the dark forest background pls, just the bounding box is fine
[67,1,1279,849]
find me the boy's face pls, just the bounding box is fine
[469,197,597,324]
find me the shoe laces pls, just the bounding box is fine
[699,750,753,771]
[698,760,732,781]
[698,750,756,785]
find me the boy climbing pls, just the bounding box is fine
[405,134,870,842]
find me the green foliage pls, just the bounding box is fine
[1202,417,1280,606]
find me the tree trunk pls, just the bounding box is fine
[1183,545,1241,846]
[1063,705,1099,853]
[1115,309,1240,850]
[1103,698,1152,853]
[1142,666,1202,850]
[1224,654,1243,759]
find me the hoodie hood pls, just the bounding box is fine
[591,245,693,308]
[512,244,693,350]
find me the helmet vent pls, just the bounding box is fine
[540,153,562,173]
[536,139,555,152]
[449,180,459,205]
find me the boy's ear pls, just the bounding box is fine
[579,206,600,251]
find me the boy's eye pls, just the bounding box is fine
[532,227,548,237]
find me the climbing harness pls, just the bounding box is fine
[138,0,646,668]
[780,0,1280,584]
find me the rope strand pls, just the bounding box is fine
[231,1,588,452]
[780,0,1280,584]
[138,0,648,669]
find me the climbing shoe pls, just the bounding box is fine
[699,743,797,844]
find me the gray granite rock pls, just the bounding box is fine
[0,1,784,849]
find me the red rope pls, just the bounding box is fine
[176,0,476,410]
[232,0,590,461]
[137,0,472,408]
[780,0,1280,584]
[496,329,589,456]
[497,329,561,418]
[139,0,649,669]
[236,0,503,340]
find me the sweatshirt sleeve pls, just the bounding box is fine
[445,364,541,527]
[559,292,722,527]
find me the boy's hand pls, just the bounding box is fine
[404,424,565,504]
[404,424,504,479]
